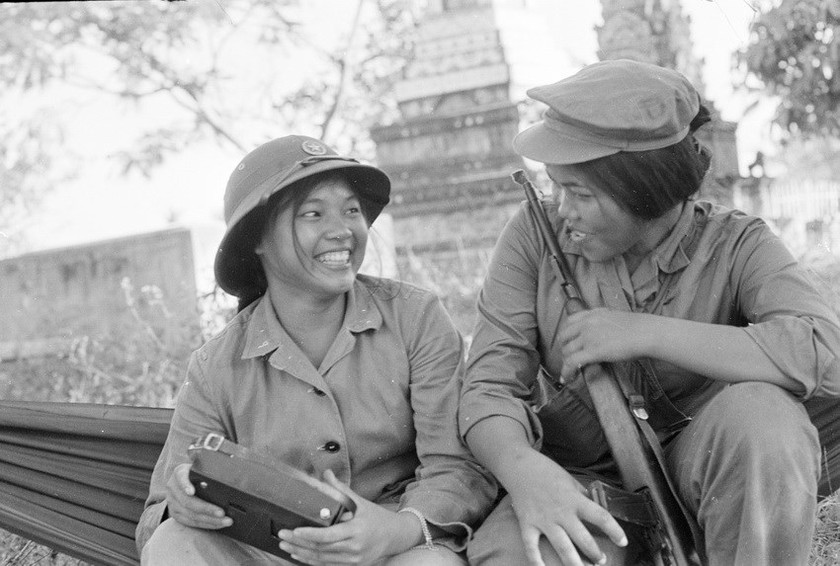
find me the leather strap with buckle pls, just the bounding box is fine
[588,480,659,527]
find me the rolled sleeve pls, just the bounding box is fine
[745,317,840,398]
[134,500,167,555]
[733,223,840,398]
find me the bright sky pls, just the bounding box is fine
[19,0,770,290]
[500,0,770,145]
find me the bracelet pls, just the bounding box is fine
[398,507,435,551]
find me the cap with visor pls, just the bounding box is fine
[513,59,701,165]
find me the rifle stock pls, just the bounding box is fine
[512,169,699,566]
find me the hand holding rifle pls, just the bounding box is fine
[558,307,656,383]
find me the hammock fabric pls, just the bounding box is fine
[0,398,838,566]
[806,396,840,498]
[0,401,171,566]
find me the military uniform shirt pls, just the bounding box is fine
[459,199,840,461]
[138,275,496,551]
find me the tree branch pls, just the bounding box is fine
[320,0,365,140]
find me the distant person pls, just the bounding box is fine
[459,59,840,565]
[136,135,496,565]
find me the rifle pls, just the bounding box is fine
[511,169,702,566]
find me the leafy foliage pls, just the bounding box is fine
[0,0,417,254]
[769,136,840,181]
[739,0,840,139]
[1,0,416,157]
[0,115,72,256]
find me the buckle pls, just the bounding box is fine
[629,394,649,420]
[589,481,659,527]
[190,432,225,452]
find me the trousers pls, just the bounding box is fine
[141,518,468,565]
[468,382,821,566]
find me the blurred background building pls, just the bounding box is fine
[2,0,838,341]
[367,0,750,329]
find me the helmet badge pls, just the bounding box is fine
[301,140,328,156]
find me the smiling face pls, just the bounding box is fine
[546,164,647,263]
[256,175,368,301]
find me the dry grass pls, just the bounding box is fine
[811,491,840,565]
[0,534,85,565]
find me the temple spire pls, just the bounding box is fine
[598,0,706,95]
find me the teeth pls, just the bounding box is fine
[569,230,587,242]
[318,251,350,265]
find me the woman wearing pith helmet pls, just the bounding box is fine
[459,59,840,565]
[136,135,497,565]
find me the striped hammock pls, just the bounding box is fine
[0,401,171,566]
[0,398,837,566]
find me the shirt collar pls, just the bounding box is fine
[650,200,696,274]
[343,278,384,333]
[241,279,383,360]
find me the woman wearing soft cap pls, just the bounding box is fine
[460,59,840,566]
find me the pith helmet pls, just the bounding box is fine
[214,135,390,297]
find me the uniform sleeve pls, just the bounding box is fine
[733,222,840,398]
[134,349,227,551]
[458,203,546,445]
[397,291,498,549]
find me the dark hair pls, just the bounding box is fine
[235,171,368,312]
[568,105,713,220]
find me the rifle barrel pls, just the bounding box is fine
[512,170,581,303]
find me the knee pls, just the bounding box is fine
[701,383,820,472]
[141,519,187,566]
[141,519,243,566]
[468,496,534,566]
[385,547,467,566]
[709,383,815,444]
[467,496,630,566]
[467,501,515,565]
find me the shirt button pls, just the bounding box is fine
[322,441,341,453]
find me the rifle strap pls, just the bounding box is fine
[613,373,706,563]
[189,432,275,467]
[616,205,710,559]
[624,358,692,432]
